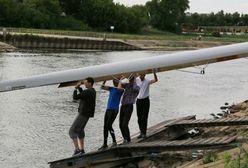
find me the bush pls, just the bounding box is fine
[57,17,88,31]
[203,151,218,164]
[212,32,221,37]
[223,147,248,168]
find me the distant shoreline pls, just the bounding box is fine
[0,38,236,52]
[1,27,247,52]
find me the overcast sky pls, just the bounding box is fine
[113,0,248,14]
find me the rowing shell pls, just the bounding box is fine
[1,42,248,92]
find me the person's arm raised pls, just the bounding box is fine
[150,69,158,84]
[73,82,83,100]
[118,76,125,90]
[101,80,109,91]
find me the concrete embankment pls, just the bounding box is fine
[0,32,237,52]
[0,34,140,51]
[0,42,15,52]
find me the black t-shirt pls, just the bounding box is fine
[73,87,96,118]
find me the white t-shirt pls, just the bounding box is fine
[136,78,151,99]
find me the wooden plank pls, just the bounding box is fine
[117,136,238,153]
[51,116,244,168]
[134,115,195,143]
[50,116,195,168]
[169,117,248,128]
[49,135,237,168]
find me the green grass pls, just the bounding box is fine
[203,151,218,164]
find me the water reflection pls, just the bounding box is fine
[0,50,248,168]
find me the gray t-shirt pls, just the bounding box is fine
[121,83,140,105]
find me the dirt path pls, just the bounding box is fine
[127,40,233,50]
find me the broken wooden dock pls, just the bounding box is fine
[49,116,248,168]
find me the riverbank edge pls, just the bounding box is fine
[0,33,239,52]
[133,100,248,168]
[127,39,234,51]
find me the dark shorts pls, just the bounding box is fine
[69,114,89,139]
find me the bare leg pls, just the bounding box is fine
[72,139,79,150]
[78,138,84,150]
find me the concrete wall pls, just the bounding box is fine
[0,34,140,51]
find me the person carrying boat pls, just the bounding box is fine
[98,79,124,150]
[118,75,140,144]
[69,77,96,156]
[136,69,158,139]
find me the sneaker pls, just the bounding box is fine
[137,133,146,139]
[137,134,143,139]
[80,149,85,154]
[141,134,147,139]
[73,149,85,157]
[110,142,117,148]
[98,144,108,151]
[72,149,81,156]
[120,139,130,145]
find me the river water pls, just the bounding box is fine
[0,50,248,168]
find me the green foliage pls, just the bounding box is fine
[202,151,218,164]
[87,0,119,31]
[0,0,20,26]
[1,0,246,34]
[0,0,86,30]
[223,145,248,168]
[212,32,221,37]
[146,0,189,33]
[224,152,232,168]
[0,0,186,33]
[56,17,88,31]
[24,0,61,16]
[140,26,175,35]
[185,10,248,27]
[58,0,149,33]
[224,153,242,168]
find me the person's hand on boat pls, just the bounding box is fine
[152,68,158,73]
[119,75,129,84]
[75,82,81,89]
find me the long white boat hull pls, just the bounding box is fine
[1,42,248,92]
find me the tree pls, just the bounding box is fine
[128,5,149,33]
[216,10,225,26]
[184,10,245,29]
[0,0,20,26]
[146,0,189,33]
[146,0,161,29]
[241,14,248,26]
[232,12,241,25]
[22,0,62,28]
